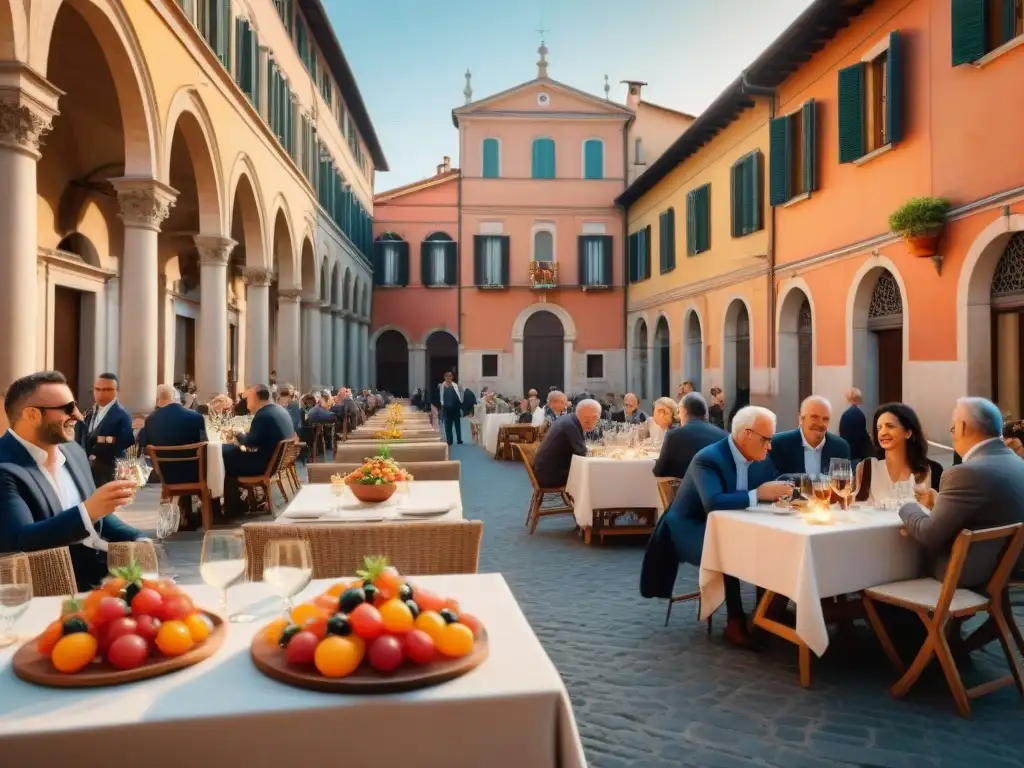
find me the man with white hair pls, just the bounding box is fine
[770,395,850,477]
[532,399,602,489]
[641,405,792,648]
[533,389,568,427]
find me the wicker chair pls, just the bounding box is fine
[656,477,711,632]
[307,460,461,483]
[334,442,448,463]
[241,520,483,580]
[273,437,303,500]
[24,547,76,597]
[236,439,292,515]
[514,442,574,534]
[146,442,213,531]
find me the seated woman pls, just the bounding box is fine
[708,387,725,429]
[647,397,678,444]
[855,402,942,504]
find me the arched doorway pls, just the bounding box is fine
[990,233,1024,419]
[684,311,703,393]
[851,267,904,417]
[425,330,458,391]
[777,289,813,427]
[724,300,751,425]
[653,316,670,399]
[634,319,648,399]
[375,330,409,397]
[523,311,565,394]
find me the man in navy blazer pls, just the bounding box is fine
[222,383,295,478]
[640,406,792,647]
[75,372,135,486]
[838,388,872,464]
[771,395,851,478]
[653,392,728,479]
[0,371,139,591]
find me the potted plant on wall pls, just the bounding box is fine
[888,196,951,259]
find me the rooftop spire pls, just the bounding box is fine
[604,74,610,100]
[463,69,472,104]
[536,23,549,78]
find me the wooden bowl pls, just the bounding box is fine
[12,610,225,688]
[347,482,396,503]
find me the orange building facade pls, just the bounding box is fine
[621,0,1024,443]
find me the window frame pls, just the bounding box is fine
[582,138,604,180]
[585,353,605,380]
[578,234,612,289]
[531,224,557,262]
[481,353,500,379]
[531,137,557,179]
[838,30,904,166]
[730,151,764,239]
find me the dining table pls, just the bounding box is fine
[0,574,587,768]
[275,480,463,524]
[564,452,664,533]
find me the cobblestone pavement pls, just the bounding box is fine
[121,425,1024,768]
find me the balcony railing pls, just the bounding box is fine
[529,260,558,290]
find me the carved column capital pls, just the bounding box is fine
[110,177,179,232]
[0,64,62,158]
[194,234,237,266]
[278,288,302,303]
[241,267,274,287]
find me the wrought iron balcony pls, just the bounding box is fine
[529,260,558,290]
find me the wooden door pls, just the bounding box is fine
[425,332,459,390]
[375,330,410,397]
[53,286,82,397]
[522,310,564,394]
[876,328,903,405]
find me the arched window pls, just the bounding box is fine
[373,232,408,287]
[533,229,554,261]
[422,231,456,287]
[482,138,500,178]
[583,139,604,179]
[531,137,556,179]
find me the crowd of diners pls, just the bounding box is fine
[0,369,391,591]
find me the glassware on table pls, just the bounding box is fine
[114,458,153,501]
[200,531,253,622]
[0,553,32,648]
[263,539,313,614]
[773,483,794,509]
[809,473,833,504]
[799,473,813,501]
[893,479,916,507]
[108,540,160,581]
[828,458,853,509]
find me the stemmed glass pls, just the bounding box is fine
[152,500,181,580]
[200,531,253,622]
[263,539,313,615]
[810,473,832,504]
[829,458,853,510]
[114,458,153,502]
[0,554,32,648]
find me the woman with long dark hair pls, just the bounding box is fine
[855,402,941,503]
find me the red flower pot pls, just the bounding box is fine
[347,482,396,504]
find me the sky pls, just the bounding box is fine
[325,0,816,192]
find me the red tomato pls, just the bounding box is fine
[135,615,162,644]
[104,617,138,644]
[348,603,385,641]
[413,588,445,614]
[96,596,129,625]
[130,588,163,618]
[107,634,149,670]
[373,567,402,601]
[303,615,328,641]
[368,635,404,672]
[161,596,193,622]
[285,630,319,666]
[457,612,483,638]
[402,629,435,665]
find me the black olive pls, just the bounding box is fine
[279,624,302,648]
[398,583,413,601]
[439,608,459,624]
[338,587,366,614]
[363,584,380,604]
[404,599,420,619]
[62,617,89,635]
[124,582,141,606]
[326,614,353,636]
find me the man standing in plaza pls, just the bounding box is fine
[75,373,134,486]
[435,371,464,446]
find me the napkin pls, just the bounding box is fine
[281,508,327,519]
[397,503,452,518]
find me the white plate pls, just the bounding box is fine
[397,506,451,518]
[281,509,327,519]
[772,507,794,516]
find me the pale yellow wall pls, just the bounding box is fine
[626,103,770,307]
[627,104,693,184]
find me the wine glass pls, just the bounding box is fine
[829,458,853,510]
[799,473,813,501]
[263,539,313,614]
[810,473,833,504]
[108,541,159,581]
[0,554,32,648]
[200,531,252,622]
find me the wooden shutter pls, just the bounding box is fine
[473,236,484,286]
[1001,0,1018,44]
[584,140,603,179]
[698,185,711,253]
[445,242,457,286]
[531,140,542,178]
[686,190,697,256]
[768,116,791,206]
[885,31,905,146]
[643,225,652,280]
[220,0,232,67]
[802,99,817,194]
[235,18,245,85]
[419,241,431,286]
[837,64,866,163]
[626,233,635,282]
[600,235,613,286]
[397,242,410,287]
[745,153,762,234]
[483,139,499,178]
[372,241,384,285]
[730,161,742,237]
[951,0,989,65]
[577,236,586,286]
[499,235,511,286]
[546,140,556,178]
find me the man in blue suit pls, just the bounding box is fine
[640,406,792,647]
[838,388,872,465]
[770,395,851,478]
[223,383,295,478]
[0,371,139,591]
[75,372,135,486]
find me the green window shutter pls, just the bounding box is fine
[686,190,697,256]
[837,63,866,163]
[482,139,499,178]
[730,162,742,237]
[659,211,668,273]
[951,0,989,65]
[531,140,541,178]
[234,18,244,84]
[745,153,762,234]
[532,138,555,178]
[698,185,711,253]
[666,208,675,271]
[802,99,817,193]
[768,116,791,206]
[220,0,232,67]
[397,242,410,287]
[1001,0,1017,44]
[584,140,603,179]
[642,226,652,280]
[546,140,556,178]
[886,30,905,146]
[473,236,484,286]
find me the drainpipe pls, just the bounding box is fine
[621,118,631,395]
[456,132,463,381]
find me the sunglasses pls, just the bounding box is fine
[28,401,78,416]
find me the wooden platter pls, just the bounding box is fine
[250,627,489,693]
[11,611,226,688]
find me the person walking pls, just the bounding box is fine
[434,371,464,446]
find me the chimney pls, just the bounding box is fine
[621,80,647,110]
[437,156,451,175]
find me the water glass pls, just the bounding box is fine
[264,539,313,614]
[828,458,853,509]
[200,531,252,622]
[0,554,32,648]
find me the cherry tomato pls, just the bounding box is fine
[155,620,194,656]
[107,634,149,670]
[313,593,339,613]
[51,632,98,673]
[414,610,447,641]
[285,630,319,665]
[412,588,445,614]
[130,588,163,617]
[436,623,475,658]
[303,614,328,640]
[102,578,127,597]
[103,617,138,647]
[378,599,414,634]
[161,596,193,622]
[402,629,435,665]
[262,617,289,646]
[368,635,404,672]
[348,603,385,641]
[314,636,363,678]
[96,596,129,625]
[135,615,161,644]
[82,590,106,613]
[373,567,403,601]
[184,613,211,643]
[457,612,484,638]
[36,620,64,655]
[290,602,327,628]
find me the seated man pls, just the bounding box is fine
[654,392,728,479]
[770,395,851,478]
[532,399,602,489]
[641,406,791,647]
[533,389,568,427]
[222,384,296,479]
[277,385,303,433]
[74,373,135,486]
[612,392,648,425]
[0,371,139,591]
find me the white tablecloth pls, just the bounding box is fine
[482,413,516,456]
[277,481,464,524]
[698,505,921,656]
[564,454,664,528]
[0,574,585,768]
[206,442,225,498]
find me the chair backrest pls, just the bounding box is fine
[24,547,76,597]
[241,520,483,580]
[146,442,208,487]
[307,461,461,483]
[938,523,1024,620]
[515,443,543,491]
[657,477,680,509]
[333,442,448,463]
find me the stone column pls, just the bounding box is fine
[111,178,178,414]
[243,267,273,386]
[194,235,236,399]
[320,309,332,388]
[302,298,322,389]
[332,310,346,390]
[275,289,302,388]
[347,315,360,390]
[0,76,59,408]
[359,321,370,391]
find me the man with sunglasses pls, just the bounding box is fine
[0,371,140,591]
[74,373,135,486]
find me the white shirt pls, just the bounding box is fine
[89,399,117,433]
[801,431,826,476]
[8,430,105,551]
[726,436,759,508]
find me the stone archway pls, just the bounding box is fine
[653,315,671,400]
[684,308,704,393]
[988,233,1024,419]
[849,266,906,419]
[723,299,752,426]
[777,287,814,428]
[634,318,649,400]
[512,303,577,395]
[299,237,320,388]
[375,329,410,397]
[522,311,565,395]
[230,167,270,386]
[270,206,299,386]
[425,330,459,393]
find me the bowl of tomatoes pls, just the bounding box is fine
[12,562,225,688]
[250,556,487,693]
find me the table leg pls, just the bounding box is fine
[753,589,813,688]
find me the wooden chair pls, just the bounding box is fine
[241,520,483,580]
[236,439,292,515]
[862,523,1024,718]
[273,437,303,500]
[307,422,331,464]
[655,478,712,632]
[308,460,461,483]
[24,547,76,597]
[146,443,213,532]
[514,442,574,534]
[497,424,538,461]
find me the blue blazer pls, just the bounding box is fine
[138,403,208,486]
[769,428,851,477]
[222,403,296,477]
[640,438,778,599]
[0,432,139,591]
[75,400,135,466]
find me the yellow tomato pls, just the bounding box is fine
[290,602,327,628]
[414,610,447,641]
[156,620,195,656]
[379,598,414,634]
[263,617,289,646]
[314,636,363,678]
[51,632,98,673]
[436,623,475,658]
[184,613,211,643]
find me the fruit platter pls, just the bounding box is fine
[12,562,225,688]
[250,556,488,693]
[337,452,414,503]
